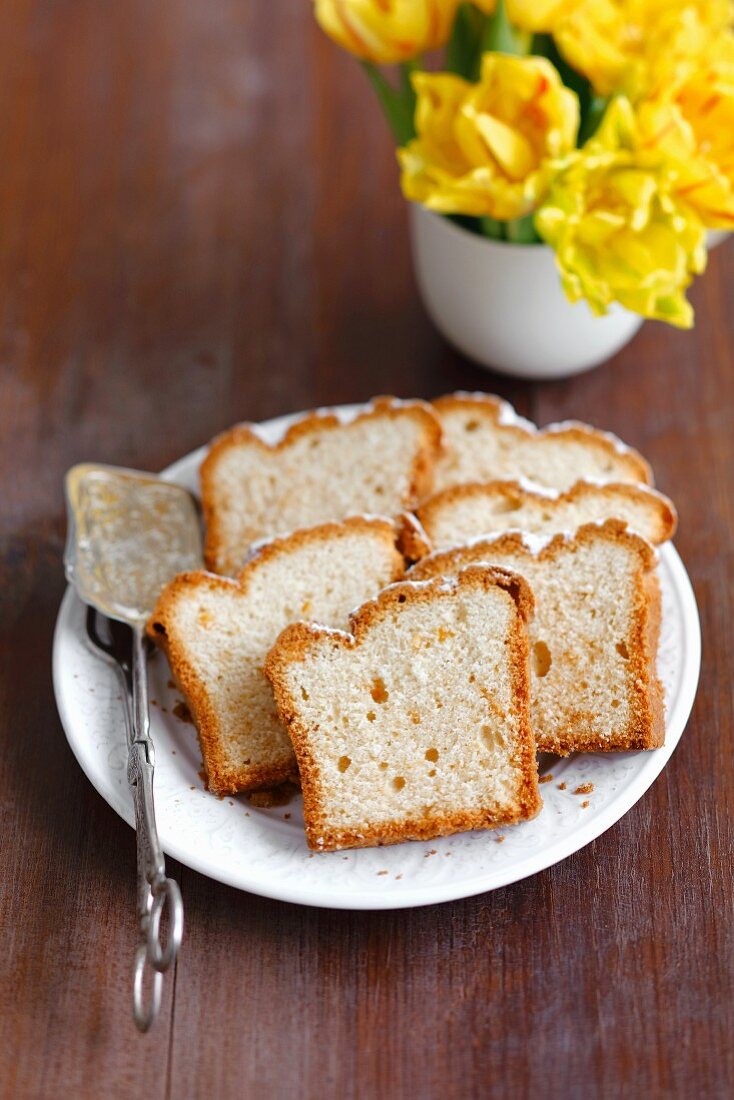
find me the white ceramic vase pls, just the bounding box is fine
[409,204,644,380]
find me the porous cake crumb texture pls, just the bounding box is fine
[147,518,405,794]
[431,395,652,495]
[419,479,677,550]
[265,569,541,850]
[201,400,441,574]
[410,522,664,755]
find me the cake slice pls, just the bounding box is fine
[409,521,664,755]
[201,398,442,575]
[431,392,652,495]
[147,517,407,795]
[418,479,677,551]
[264,568,541,851]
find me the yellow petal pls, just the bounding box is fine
[314,0,459,64]
[474,0,578,32]
[465,107,537,180]
[399,55,579,220]
[554,0,734,98]
[536,97,706,327]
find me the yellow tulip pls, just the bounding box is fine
[399,54,579,219]
[536,98,706,327]
[473,0,576,33]
[313,0,459,64]
[554,0,733,98]
[637,34,734,227]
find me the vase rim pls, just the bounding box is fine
[410,202,551,252]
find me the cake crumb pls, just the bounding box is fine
[496,835,506,843]
[581,800,590,808]
[247,780,300,808]
[173,701,194,725]
[574,783,594,795]
[557,782,567,790]
[395,874,403,880]
[377,870,388,876]
[284,813,291,820]
[539,774,554,784]
[167,679,176,689]
[424,849,437,858]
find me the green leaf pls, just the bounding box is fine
[480,215,506,240]
[446,3,484,78]
[506,214,540,243]
[480,0,523,58]
[362,63,416,146]
[447,214,486,237]
[399,60,418,133]
[578,95,609,145]
[529,32,554,60]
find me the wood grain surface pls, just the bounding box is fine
[1,3,732,1098]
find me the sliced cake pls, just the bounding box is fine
[418,479,677,551]
[409,520,664,755]
[265,567,541,851]
[147,517,407,795]
[201,398,442,575]
[431,392,652,496]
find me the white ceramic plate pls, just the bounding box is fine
[53,406,701,910]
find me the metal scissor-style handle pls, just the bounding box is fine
[128,627,184,1032]
[67,462,200,1034]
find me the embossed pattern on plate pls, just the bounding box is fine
[52,406,701,910]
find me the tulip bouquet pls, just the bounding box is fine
[314,0,734,328]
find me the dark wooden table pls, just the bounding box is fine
[2,3,733,1097]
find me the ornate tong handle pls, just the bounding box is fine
[128,628,184,1032]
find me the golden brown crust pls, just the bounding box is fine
[409,517,657,579]
[431,392,654,487]
[265,568,541,851]
[417,478,677,545]
[237,515,406,580]
[146,517,409,796]
[200,398,443,574]
[147,571,293,795]
[394,511,432,564]
[409,519,664,755]
[539,545,664,755]
[638,565,665,749]
[431,393,510,418]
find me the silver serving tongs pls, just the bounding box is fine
[64,463,203,1031]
